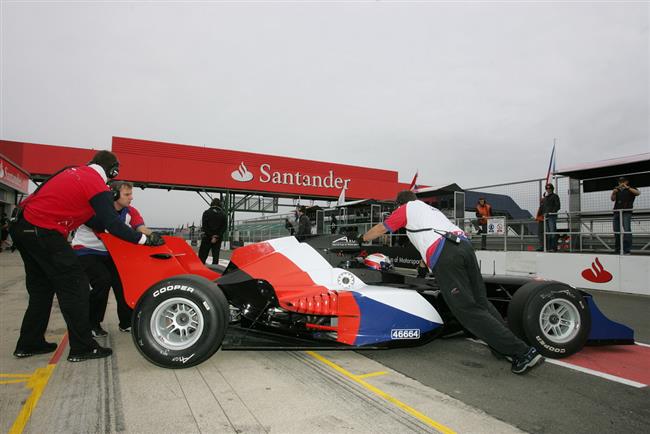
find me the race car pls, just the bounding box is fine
[101,234,634,369]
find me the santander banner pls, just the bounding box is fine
[0,154,30,194]
[113,137,402,200]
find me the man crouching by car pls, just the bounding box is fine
[358,190,544,375]
[9,151,165,363]
[72,181,154,338]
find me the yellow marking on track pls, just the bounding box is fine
[306,351,457,434]
[7,334,67,434]
[356,371,388,379]
[8,364,56,434]
[9,364,56,434]
[1,379,29,385]
[0,374,32,378]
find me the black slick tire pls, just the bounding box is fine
[507,281,590,358]
[132,274,229,368]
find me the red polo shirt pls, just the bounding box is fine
[22,165,109,237]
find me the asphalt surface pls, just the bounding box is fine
[362,291,650,434]
[2,247,648,433]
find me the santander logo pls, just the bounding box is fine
[231,162,254,182]
[581,257,613,283]
[230,161,352,190]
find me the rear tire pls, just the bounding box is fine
[507,281,590,358]
[132,275,229,368]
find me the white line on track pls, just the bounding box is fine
[544,359,647,388]
[465,338,647,389]
[635,341,650,348]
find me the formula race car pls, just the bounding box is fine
[101,234,634,369]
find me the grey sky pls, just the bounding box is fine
[1,1,648,226]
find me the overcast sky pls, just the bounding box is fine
[1,1,648,226]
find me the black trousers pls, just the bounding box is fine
[9,218,98,354]
[198,236,222,264]
[432,240,529,358]
[78,254,132,329]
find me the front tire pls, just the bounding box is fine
[132,275,229,368]
[507,281,590,358]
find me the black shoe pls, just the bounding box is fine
[67,346,112,362]
[489,347,513,362]
[91,326,108,337]
[118,325,131,333]
[13,342,57,358]
[511,347,544,374]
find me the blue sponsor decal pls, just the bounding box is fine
[351,293,440,346]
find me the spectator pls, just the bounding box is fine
[9,151,164,362]
[1,212,10,251]
[537,184,561,252]
[199,198,227,264]
[330,215,338,234]
[295,206,311,241]
[284,218,295,235]
[611,176,640,255]
[475,197,492,250]
[72,181,153,336]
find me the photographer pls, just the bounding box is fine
[611,176,640,254]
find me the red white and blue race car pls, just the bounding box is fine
[101,234,634,369]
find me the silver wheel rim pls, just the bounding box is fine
[539,298,580,344]
[150,297,204,351]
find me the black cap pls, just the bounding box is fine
[618,176,628,182]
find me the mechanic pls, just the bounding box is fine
[295,206,311,241]
[611,176,640,255]
[9,151,165,362]
[199,198,227,264]
[358,190,544,374]
[72,181,153,337]
[475,197,491,250]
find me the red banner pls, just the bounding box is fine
[0,154,30,193]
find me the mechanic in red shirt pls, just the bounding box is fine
[72,181,153,337]
[9,151,164,362]
[358,190,544,375]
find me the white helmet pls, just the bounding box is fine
[363,253,393,271]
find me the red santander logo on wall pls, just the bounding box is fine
[581,257,613,283]
[0,157,30,193]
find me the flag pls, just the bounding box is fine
[337,187,346,206]
[544,143,556,187]
[408,171,419,191]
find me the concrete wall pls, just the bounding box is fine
[476,251,650,296]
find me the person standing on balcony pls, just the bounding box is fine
[611,176,640,255]
[537,184,561,252]
[475,197,492,250]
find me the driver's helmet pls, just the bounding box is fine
[363,253,393,271]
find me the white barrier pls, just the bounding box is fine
[476,251,650,296]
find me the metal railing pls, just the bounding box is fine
[224,207,650,255]
[539,208,650,254]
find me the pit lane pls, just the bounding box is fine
[1,252,649,434]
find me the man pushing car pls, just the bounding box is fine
[358,190,544,374]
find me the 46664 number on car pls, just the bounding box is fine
[391,329,420,340]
